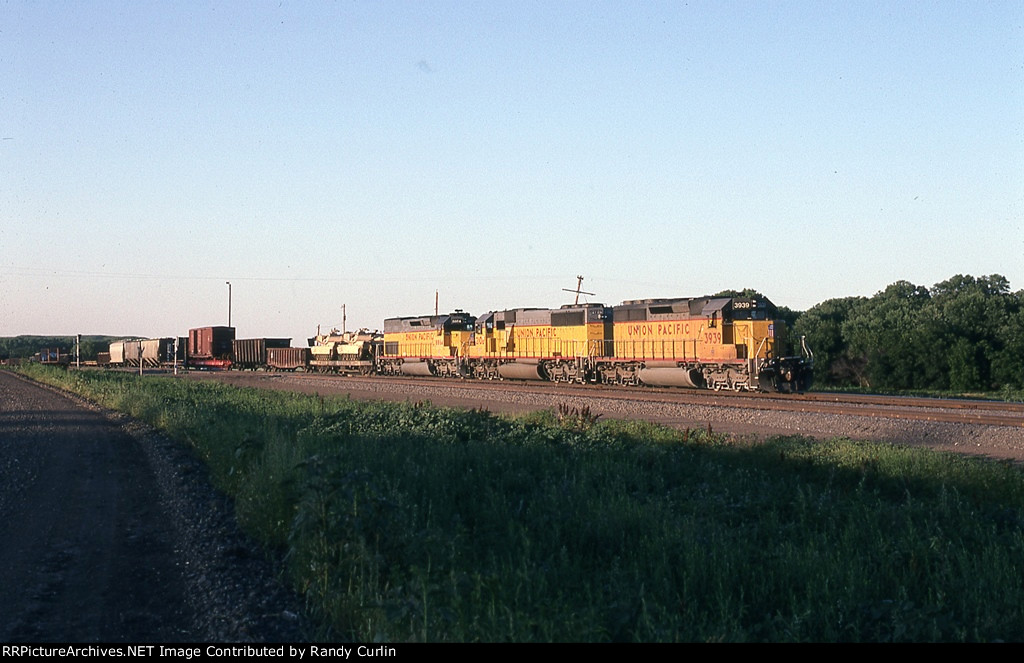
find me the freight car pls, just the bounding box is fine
[37,347,71,366]
[106,338,184,367]
[187,326,235,369]
[232,337,291,369]
[266,347,310,371]
[104,330,288,371]
[307,328,380,374]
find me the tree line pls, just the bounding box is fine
[791,274,1024,392]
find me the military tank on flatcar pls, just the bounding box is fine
[307,328,381,374]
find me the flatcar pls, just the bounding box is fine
[307,328,380,374]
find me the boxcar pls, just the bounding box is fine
[188,326,235,368]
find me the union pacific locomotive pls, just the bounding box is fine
[105,293,814,393]
[379,295,812,392]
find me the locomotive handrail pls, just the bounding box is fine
[800,336,814,365]
[754,336,768,361]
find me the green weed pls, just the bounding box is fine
[11,364,1024,642]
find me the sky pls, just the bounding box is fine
[2,0,1022,343]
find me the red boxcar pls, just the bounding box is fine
[188,326,235,368]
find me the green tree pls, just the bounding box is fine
[991,294,1024,390]
[926,275,1017,391]
[842,281,932,390]
[792,297,866,387]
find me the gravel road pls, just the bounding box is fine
[0,371,306,642]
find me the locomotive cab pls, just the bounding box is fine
[731,297,814,392]
[381,311,476,377]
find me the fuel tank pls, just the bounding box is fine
[497,361,545,381]
[638,367,704,389]
[400,360,434,377]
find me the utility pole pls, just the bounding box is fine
[562,275,595,305]
[226,281,232,327]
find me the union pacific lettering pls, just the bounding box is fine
[621,321,694,337]
[514,326,559,339]
[400,331,439,342]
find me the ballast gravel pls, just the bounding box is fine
[245,374,1024,463]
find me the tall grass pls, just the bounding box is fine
[14,365,1024,641]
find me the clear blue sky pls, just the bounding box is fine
[2,0,1022,342]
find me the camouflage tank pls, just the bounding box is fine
[307,328,381,374]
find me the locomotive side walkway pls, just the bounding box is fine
[0,371,304,642]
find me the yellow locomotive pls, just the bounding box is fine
[601,296,810,391]
[467,303,611,381]
[379,310,475,378]
[459,295,811,392]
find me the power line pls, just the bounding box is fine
[0,266,565,284]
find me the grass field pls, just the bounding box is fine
[13,365,1024,642]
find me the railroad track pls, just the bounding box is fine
[221,372,1024,430]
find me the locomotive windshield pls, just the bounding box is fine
[730,297,776,321]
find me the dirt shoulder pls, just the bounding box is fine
[0,371,306,642]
